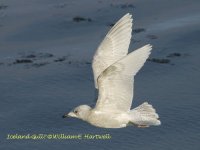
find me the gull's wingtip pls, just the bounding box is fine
[126,12,131,15]
[128,13,132,18]
[143,44,153,51]
[123,13,132,19]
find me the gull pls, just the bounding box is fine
[63,13,161,128]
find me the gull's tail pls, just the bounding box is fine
[129,102,161,127]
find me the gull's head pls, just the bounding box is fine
[63,105,92,121]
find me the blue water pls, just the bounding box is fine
[0,0,200,150]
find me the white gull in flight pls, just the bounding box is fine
[63,13,161,128]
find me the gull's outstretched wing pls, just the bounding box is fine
[94,44,152,112]
[92,13,133,89]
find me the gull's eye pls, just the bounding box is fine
[74,110,78,114]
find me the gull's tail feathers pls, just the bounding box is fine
[129,102,161,127]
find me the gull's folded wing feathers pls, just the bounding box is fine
[95,44,152,112]
[92,13,133,88]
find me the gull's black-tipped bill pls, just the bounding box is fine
[62,114,68,118]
